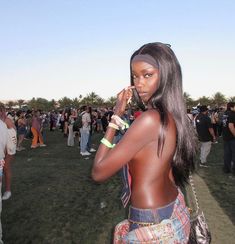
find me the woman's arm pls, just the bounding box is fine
[92,109,160,182]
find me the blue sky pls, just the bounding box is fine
[0,0,234,101]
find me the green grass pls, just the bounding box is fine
[2,130,235,243]
[197,138,235,224]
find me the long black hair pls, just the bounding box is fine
[130,42,197,186]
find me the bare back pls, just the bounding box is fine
[93,109,178,209]
[129,110,178,208]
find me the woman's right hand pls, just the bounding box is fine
[114,86,134,116]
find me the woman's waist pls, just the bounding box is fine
[128,201,175,225]
[130,183,178,209]
[129,189,187,224]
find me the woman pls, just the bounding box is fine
[92,42,197,243]
[31,110,46,148]
[16,111,27,151]
[67,109,77,147]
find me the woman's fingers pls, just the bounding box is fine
[115,89,128,115]
[116,85,135,112]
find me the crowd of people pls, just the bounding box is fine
[0,85,234,242]
[187,103,235,175]
[0,97,234,240]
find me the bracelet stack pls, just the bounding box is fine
[111,115,129,130]
[108,122,119,130]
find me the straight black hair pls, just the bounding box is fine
[130,42,197,186]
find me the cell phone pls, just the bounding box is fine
[132,88,146,111]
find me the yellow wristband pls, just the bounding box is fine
[101,138,116,148]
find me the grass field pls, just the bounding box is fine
[2,130,235,244]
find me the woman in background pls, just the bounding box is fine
[31,110,46,149]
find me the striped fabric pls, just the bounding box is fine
[113,190,190,244]
[121,165,132,207]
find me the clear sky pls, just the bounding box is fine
[0,0,234,101]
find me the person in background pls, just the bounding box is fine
[86,106,96,153]
[67,109,77,147]
[96,109,103,133]
[49,110,56,131]
[217,107,225,137]
[195,105,216,167]
[187,108,194,126]
[222,102,235,175]
[210,108,219,142]
[92,42,196,243]
[101,108,108,132]
[63,108,70,137]
[16,111,27,151]
[0,104,17,201]
[31,110,46,149]
[80,106,91,156]
[133,106,142,119]
[0,118,8,243]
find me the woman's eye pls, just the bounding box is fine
[132,75,137,79]
[144,73,152,78]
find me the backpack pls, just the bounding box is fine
[73,114,83,131]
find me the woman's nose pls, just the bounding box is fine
[134,77,144,87]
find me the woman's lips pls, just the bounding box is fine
[138,92,147,97]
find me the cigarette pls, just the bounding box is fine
[127,97,132,104]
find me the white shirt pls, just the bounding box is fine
[0,120,8,160]
[82,112,91,131]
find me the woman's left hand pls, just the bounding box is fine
[114,86,134,116]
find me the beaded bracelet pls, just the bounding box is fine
[108,122,119,130]
[101,138,116,148]
[111,115,129,130]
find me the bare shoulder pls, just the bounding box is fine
[132,109,161,128]
[131,109,176,134]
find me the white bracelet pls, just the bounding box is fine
[108,122,119,130]
[111,115,129,130]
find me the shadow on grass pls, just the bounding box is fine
[2,130,234,243]
[2,130,126,243]
[196,137,235,225]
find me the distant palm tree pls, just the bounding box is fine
[196,96,212,107]
[228,96,235,102]
[96,97,105,106]
[72,98,80,108]
[81,92,102,105]
[27,97,50,111]
[17,99,25,109]
[212,92,227,107]
[49,99,58,110]
[105,96,116,106]
[58,97,73,108]
[6,100,16,110]
[183,92,195,108]
[87,92,99,104]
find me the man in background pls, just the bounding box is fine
[222,102,235,175]
[80,106,91,156]
[195,105,216,167]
